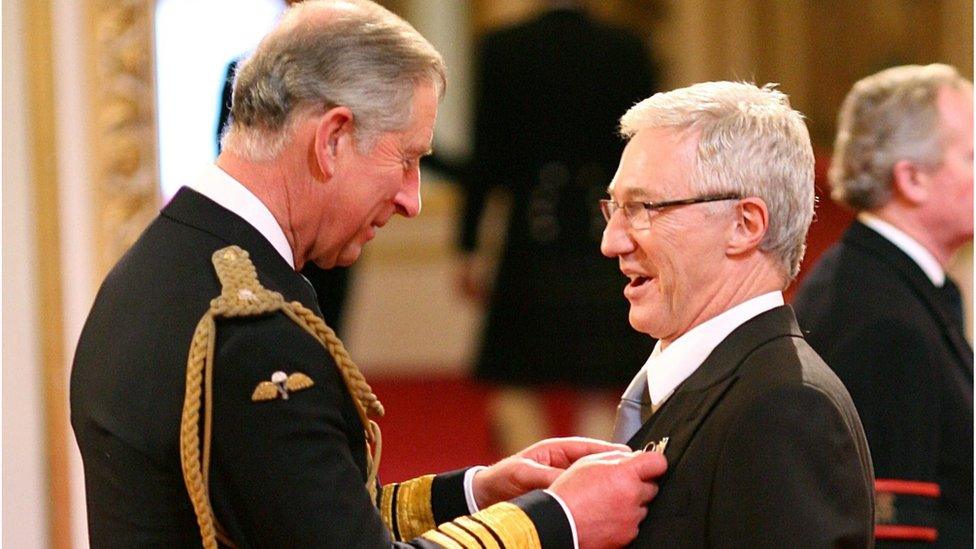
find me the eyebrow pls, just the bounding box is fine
[606,184,653,201]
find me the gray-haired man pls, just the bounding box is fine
[795,64,973,547]
[71,1,665,547]
[601,81,875,546]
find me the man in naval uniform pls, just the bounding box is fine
[70,1,666,547]
[600,81,875,547]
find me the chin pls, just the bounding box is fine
[631,299,678,338]
[334,247,364,267]
[628,310,658,338]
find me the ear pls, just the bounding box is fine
[891,159,929,205]
[313,106,355,180]
[726,197,769,256]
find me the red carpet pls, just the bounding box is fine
[370,375,592,482]
[371,375,496,482]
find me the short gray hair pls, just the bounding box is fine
[830,63,971,210]
[620,81,815,281]
[221,0,446,161]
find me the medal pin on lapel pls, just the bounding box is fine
[644,436,669,454]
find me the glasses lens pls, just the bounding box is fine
[624,202,651,229]
[599,200,615,222]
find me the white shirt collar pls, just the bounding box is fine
[184,164,295,269]
[632,291,784,408]
[857,212,944,286]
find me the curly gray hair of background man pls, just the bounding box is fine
[830,63,971,211]
[620,81,815,282]
[222,0,446,161]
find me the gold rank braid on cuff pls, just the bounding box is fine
[179,245,385,549]
[421,502,542,549]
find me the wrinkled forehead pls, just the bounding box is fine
[607,127,698,200]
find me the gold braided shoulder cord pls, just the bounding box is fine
[180,245,384,549]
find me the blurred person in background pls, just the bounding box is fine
[794,63,973,547]
[457,0,658,455]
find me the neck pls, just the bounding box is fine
[660,256,784,349]
[869,205,958,267]
[216,151,307,270]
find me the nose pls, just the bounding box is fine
[601,209,636,258]
[395,168,422,218]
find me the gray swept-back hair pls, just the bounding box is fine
[830,63,971,211]
[221,0,446,161]
[620,81,815,281]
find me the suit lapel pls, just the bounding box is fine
[629,306,802,475]
[846,222,973,380]
[628,377,738,472]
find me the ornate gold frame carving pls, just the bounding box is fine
[90,0,160,277]
[33,2,160,546]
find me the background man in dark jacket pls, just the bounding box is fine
[794,63,973,547]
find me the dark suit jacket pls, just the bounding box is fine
[794,221,974,547]
[460,8,657,387]
[628,305,875,548]
[70,188,571,547]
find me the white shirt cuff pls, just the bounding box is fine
[464,467,579,549]
[543,489,580,549]
[462,466,488,514]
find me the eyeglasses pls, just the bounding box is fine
[599,193,741,230]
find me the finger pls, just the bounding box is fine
[635,481,659,504]
[573,449,640,466]
[513,461,563,489]
[540,437,633,466]
[626,450,668,481]
[634,505,649,525]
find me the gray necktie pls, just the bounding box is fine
[940,276,965,332]
[611,368,653,443]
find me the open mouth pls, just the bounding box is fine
[628,275,651,288]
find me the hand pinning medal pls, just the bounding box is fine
[251,370,315,401]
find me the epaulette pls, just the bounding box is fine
[180,245,384,549]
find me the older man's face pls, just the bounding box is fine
[601,128,733,345]
[923,85,974,249]
[313,82,438,269]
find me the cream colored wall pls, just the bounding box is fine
[2,0,51,546]
[51,0,99,543]
[407,0,474,160]
[4,0,95,546]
